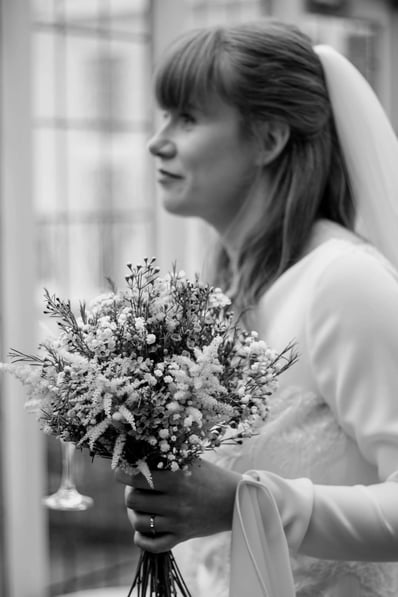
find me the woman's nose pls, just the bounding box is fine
[147,132,176,158]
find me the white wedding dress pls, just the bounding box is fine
[173,220,398,596]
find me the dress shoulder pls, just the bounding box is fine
[305,240,398,481]
[308,240,398,341]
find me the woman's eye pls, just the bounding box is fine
[159,109,196,129]
[179,112,196,127]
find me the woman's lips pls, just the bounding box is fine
[157,169,184,183]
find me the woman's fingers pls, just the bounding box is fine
[126,508,179,553]
[117,460,242,546]
[134,531,178,554]
[124,486,170,516]
[125,487,187,540]
[132,511,169,536]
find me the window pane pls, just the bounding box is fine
[37,218,68,294]
[111,132,153,209]
[191,0,266,26]
[65,35,104,121]
[34,128,58,213]
[32,31,56,119]
[108,39,151,122]
[32,0,55,22]
[110,0,151,35]
[65,36,150,123]
[116,220,155,277]
[64,0,101,28]
[66,129,102,211]
[31,0,153,591]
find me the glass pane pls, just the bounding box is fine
[36,218,69,294]
[65,35,104,121]
[192,0,264,26]
[65,37,150,123]
[67,221,109,300]
[241,1,266,19]
[111,132,153,210]
[65,219,154,301]
[108,39,151,121]
[114,221,155,282]
[300,15,378,86]
[110,0,150,35]
[34,129,58,213]
[346,21,378,85]
[64,0,101,29]
[32,0,55,22]
[66,129,102,212]
[111,0,149,11]
[30,0,153,592]
[32,31,56,119]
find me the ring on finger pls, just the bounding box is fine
[149,514,156,536]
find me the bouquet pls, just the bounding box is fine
[2,258,297,596]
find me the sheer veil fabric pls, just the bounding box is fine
[316,45,398,271]
[229,46,398,597]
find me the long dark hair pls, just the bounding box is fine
[153,19,355,311]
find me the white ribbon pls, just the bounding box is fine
[229,476,296,597]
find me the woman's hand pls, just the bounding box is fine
[115,459,242,553]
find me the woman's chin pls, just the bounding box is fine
[162,197,194,218]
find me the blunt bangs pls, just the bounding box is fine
[153,27,233,111]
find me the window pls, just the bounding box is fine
[301,14,379,87]
[188,0,267,26]
[33,0,154,301]
[32,1,153,593]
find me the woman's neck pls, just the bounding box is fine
[219,171,270,270]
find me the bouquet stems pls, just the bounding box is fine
[128,550,192,596]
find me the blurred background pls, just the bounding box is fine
[0,0,397,596]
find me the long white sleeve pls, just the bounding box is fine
[230,243,398,580]
[307,246,398,483]
[303,479,398,560]
[239,471,398,561]
[230,471,398,597]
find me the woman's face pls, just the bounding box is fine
[147,94,261,232]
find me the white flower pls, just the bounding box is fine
[134,317,146,331]
[167,401,181,413]
[183,415,193,428]
[111,433,126,469]
[159,440,170,453]
[146,334,156,345]
[209,287,231,308]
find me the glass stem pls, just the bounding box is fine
[60,441,77,490]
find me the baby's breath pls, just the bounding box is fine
[2,259,297,477]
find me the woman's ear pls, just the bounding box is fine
[255,121,290,166]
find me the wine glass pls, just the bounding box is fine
[43,440,94,511]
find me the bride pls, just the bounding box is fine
[116,19,398,596]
